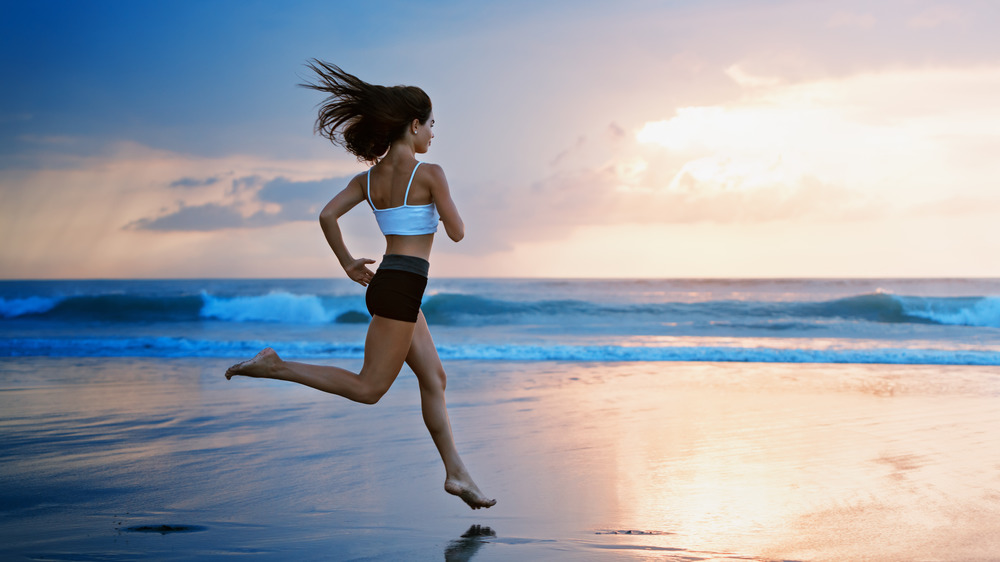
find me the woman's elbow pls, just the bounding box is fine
[447,224,465,242]
[319,207,336,228]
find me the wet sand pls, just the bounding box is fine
[1,357,999,560]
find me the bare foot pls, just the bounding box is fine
[445,477,496,510]
[225,347,279,380]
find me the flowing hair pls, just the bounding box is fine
[300,59,432,163]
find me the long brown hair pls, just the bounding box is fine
[300,60,432,163]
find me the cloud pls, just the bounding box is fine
[636,66,1000,199]
[725,66,783,88]
[0,137,373,278]
[127,175,352,232]
[229,175,264,195]
[169,176,223,189]
[548,136,587,167]
[125,203,247,231]
[454,64,1000,253]
[255,176,348,222]
[257,176,343,205]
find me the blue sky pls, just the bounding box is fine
[2,0,592,159]
[3,0,418,158]
[3,0,1000,278]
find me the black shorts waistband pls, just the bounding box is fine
[378,254,429,277]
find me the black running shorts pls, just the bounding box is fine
[365,255,429,323]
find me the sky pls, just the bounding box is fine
[2,0,999,279]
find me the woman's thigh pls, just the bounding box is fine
[360,314,418,389]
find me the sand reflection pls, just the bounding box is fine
[469,361,1000,559]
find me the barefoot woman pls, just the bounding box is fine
[226,60,495,510]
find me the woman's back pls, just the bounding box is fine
[365,158,440,259]
[367,159,434,209]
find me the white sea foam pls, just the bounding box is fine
[199,291,360,324]
[898,296,1000,328]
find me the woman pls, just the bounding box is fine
[226,60,495,510]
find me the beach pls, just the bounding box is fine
[3,356,999,560]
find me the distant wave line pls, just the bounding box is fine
[3,337,998,365]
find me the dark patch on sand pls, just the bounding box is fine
[124,524,207,534]
[445,525,496,562]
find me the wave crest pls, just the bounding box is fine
[897,295,1000,328]
[0,296,61,318]
[200,291,337,324]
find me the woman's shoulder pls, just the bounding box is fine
[339,170,370,197]
[416,161,447,182]
[347,170,369,187]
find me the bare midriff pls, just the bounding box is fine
[383,233,434,261]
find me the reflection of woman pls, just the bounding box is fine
[226,60,495,510]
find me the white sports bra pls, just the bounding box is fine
[366,162,439,236]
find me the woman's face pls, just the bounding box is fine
[413,112,434,153]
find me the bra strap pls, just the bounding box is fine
[403,161,422,206]
[365,168,376,209]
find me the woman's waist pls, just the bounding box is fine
[377,254,430,277]
[383,235,433,260]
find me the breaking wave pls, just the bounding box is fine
[2,290,998,328]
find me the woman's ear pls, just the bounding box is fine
[410,118,421,135]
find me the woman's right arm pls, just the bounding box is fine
[319,174,376,286]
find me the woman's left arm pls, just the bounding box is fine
[319,174,375,285]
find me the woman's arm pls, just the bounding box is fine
[425,164,464,242]
[319,174,375,285]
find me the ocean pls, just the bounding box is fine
[2,277,999,365]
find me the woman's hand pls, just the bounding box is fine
[345,257,377,286]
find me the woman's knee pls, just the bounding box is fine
[358,382,391,405]
[417,366,446,393]
[355,370,396,405]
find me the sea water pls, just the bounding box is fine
[2,277,999,365]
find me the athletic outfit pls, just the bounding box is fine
[364,162,438,323]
